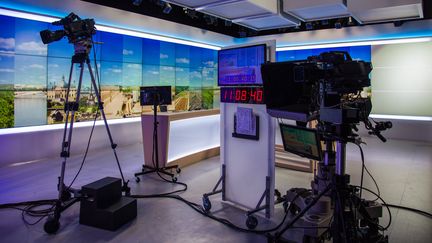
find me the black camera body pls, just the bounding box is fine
[262,51,372,124]
[40,12,96,45]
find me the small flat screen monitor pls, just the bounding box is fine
[140,86,172,106]
[218,44,266,86]
[279,123,322,161]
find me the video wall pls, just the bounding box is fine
[0,14,218,128]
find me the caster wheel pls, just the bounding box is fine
[176,167,181,174]
[172,177,177,182]
[135,177,140,183]
[44,216,60,234]
[203,196,212,212]
[283,201,289,213]
[290,204,300,215]
[246,215,258,229]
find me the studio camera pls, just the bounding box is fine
[40,12,96,44]
[261,51,372,122]
[261,51,390,141]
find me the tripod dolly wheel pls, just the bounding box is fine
[135,177,140,183]
[44,216,60,234]
[246,215,258,229]
[290,204,300,215]
[60,189,71,201]
[176,167,181,174]
[202,196,212,212]
[283,201,289,213]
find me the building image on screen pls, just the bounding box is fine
[280,124,321,161]
[218,44,266,86]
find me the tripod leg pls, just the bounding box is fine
[46,61,85,234]
[85,59,130,195]
[60,62,75,153]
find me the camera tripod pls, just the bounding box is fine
[44,39,130,234]
[134,95,180,183]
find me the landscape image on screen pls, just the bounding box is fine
[280,124,320,160]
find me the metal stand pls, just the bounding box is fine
[202,164,226,212]
[44,40,130,234]
[202,166,283,230]
[134,100,180,183]
[245,177,285,229]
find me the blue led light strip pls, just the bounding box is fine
[0,7,222,50]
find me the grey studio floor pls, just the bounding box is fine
[0,137,431,243]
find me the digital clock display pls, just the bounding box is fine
[220,87,265,104]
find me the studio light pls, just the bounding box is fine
[394,20,404,27]
[203,14,217,26]
[163,3,172,14]
[184,8,198,19]
[347,16,354,26]
[132,0,143,6]
[305,22,313,30]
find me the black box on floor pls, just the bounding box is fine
[81,177,122,208]
[79,177,137,231]
[80,196,137,231]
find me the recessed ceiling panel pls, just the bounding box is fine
[202,1,273,19]
[237,15,298,30]
[282,0,349,21]
[165,0,226,9]
[354,5,422,23]
[348,0,423,23]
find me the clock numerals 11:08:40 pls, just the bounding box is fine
[220,87,264,104]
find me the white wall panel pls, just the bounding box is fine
[371,41,432,117]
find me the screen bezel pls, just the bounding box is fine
[217,44,267,87]
[279,123,322,161]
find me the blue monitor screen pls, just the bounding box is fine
[218,44,266,86]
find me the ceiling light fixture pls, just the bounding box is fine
[347,16,354,26]
[305,22,313,30]
[394,21,404,27]
[184,8,198,19]
[162,3,172,14]
[132,0,143,6]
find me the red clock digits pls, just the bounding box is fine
[235,90,241,100]
[241,90,247,101]
[220,87,263,103]
[257,90,263,102]
[250,90,257,101]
